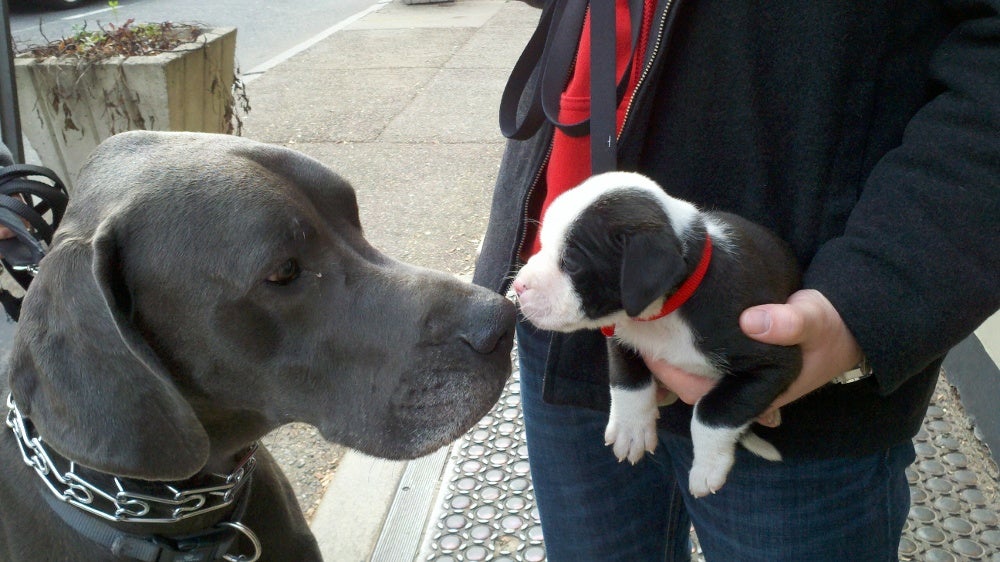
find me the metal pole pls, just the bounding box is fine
[0,0,23,164]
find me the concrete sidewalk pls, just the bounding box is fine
[239,1,1000,560]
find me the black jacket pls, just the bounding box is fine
[474,0,1000,458]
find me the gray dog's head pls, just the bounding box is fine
[6,131,515,480]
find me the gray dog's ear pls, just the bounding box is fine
[619,229,687,317]
[8,216,210,480]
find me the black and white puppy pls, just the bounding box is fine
[513,172,802,497]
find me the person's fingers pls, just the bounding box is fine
[756,407,782,428]
[649,289,862,421]
[644,357,717,405]
[740,302,807,345]
[649,364,782,426]
[655,384,678,406]
[744,290,863,411]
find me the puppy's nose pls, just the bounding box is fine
[512,278,526,297]
[461,297,516,355]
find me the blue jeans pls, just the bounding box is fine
[517,322,915,562]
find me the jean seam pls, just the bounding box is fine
[882,448,897,562]
[661,478,685,562]
[655,433,689,562]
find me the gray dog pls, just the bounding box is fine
[0,131,515,561]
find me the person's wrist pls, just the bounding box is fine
[829,353,872,385]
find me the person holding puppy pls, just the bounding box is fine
[474,0,1000,560]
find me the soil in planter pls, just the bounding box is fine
[19,19,202,60]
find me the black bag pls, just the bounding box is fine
[0,144,69,320]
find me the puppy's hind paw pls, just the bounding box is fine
[688,415,744,497]
[688,456,733,498]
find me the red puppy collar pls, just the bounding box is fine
[601,234,713,337]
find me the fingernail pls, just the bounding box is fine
[743,309,771,335]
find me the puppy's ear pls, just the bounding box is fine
[620,229,687,317]
[8,216,210,480]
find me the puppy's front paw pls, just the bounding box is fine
[688,455,732,497]
[604,416,657,464]
[605,385,659,464]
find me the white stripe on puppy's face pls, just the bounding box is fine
[541,172,698,249]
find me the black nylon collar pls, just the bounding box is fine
[41,478,255,562]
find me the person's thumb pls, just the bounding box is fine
[740,303,806,346]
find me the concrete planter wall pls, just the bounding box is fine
[14,27,237,190]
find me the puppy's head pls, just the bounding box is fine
[514,172,701,331]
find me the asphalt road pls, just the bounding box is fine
[7,0,382,73]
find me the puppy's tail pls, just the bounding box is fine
[740,431,781,461]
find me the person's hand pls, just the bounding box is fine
[741,289,862,420]
[649,363,715,406]
[645,289,863,427]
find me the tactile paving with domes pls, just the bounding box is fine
[898,378,1000,562]
[418,364,546,562]
[416,351,999,561]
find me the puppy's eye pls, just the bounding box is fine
[267,259,301,285]
[560,251,584,275]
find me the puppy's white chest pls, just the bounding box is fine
[614,314,719,379]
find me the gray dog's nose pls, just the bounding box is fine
[461,297,517,355]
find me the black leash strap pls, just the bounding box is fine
[0,161,69,320]
[499,0,644,174]
[589,0,618,174]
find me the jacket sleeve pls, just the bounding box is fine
[804,0,1000,394]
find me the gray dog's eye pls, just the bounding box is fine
[267,259,301,285]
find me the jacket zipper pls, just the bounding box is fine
[620,0,674,137]
[511,143,553,279]
[509,0,675,290]
[509,5,586,283]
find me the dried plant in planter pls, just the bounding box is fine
[18,19,248,133]
[23,19,204,60]
[14,19,247,188]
